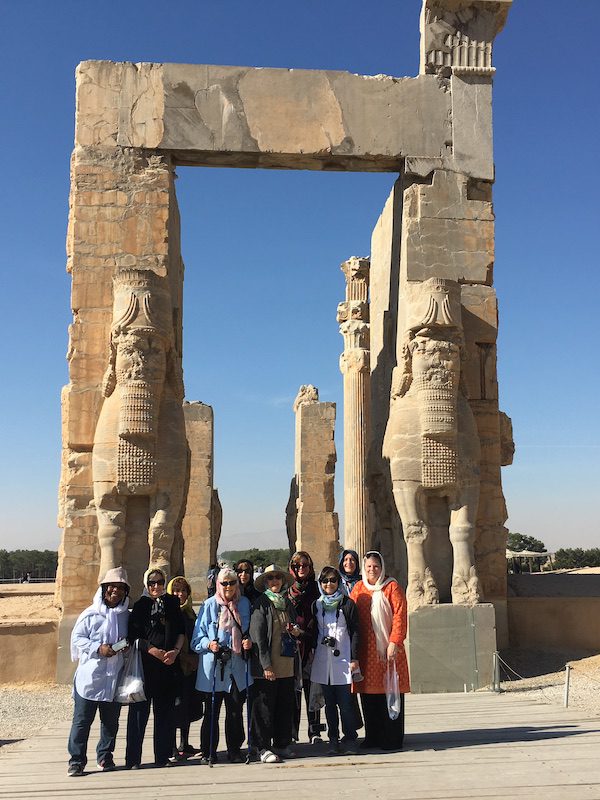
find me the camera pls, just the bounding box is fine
[321,636,340,657]
[215,644,232,664]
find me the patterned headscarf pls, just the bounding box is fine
[167,576,195,620]
[215,567,242,654]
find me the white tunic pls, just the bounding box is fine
[310,604,352,686]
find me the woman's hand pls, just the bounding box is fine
[208,640,220,654]
[263,668,276,681]
[242,637,252,651]
[350,660,359,671]
[163,649,178,665]
[98,644,115,658]
[289,624,302,638]
[386,642,398,661]
[149,646,166,661]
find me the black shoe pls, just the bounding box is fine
[199,753,218,765]
[127,763,141,770]
[227,750,243,763]
[181,744,201,756]
[359,739,376,750]
[97,758,116,771]
[67,763,84,777]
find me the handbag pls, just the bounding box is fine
[385,660,402,720]
[114,640,146,704]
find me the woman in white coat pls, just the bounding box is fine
[67,567,130,776]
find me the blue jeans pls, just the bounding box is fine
[67,689,121,767]
[322,683,357,742]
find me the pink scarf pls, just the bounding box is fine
[215,568,243,654]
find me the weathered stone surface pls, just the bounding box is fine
[420,0,512,76]
[76,61,453,172]
[383,278,483,610]
[181,401,220,600]
[288,387,339,570]
[338,258,371,557]
[401,170,495,286]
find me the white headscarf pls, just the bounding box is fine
[70,586,130,678]
[362,551,396,661]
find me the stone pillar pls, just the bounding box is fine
[181,401,220,600]
[288,385,339,571]
[337,256,371,557]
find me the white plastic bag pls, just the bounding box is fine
[385,661,402,720]
[114,640,146,704]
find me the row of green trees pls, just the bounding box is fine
[0,549,58,580]
[219,547,291,569]
[553,549,600,570]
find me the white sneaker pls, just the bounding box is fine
[259,749,281,764]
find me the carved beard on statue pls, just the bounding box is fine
[411,331,460,488]
[114,329,167,493]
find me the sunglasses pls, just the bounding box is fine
[320,578,338,584]
[220,580,238,587]
[265,574,282,581]
[292,562,310,571]
[236,568,252,575]
[148,580,165,587]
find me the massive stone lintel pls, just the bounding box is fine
[75,60,455,172]
[287,386,339,570]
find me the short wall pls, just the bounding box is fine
[508,597,600,651]
[0,621,58,684]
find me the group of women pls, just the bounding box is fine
[67,548,409,773]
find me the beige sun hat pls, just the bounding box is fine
[254,563,294,593]
[98,566,130,588]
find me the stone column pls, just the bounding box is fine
[337,257,371,557]
[288,385,339,571]
[181,401,220,600]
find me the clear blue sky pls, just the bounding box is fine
[0,1,598,555]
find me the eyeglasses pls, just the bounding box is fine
[148,580,165,587]
[236,568,252,575]
[265,575,281,582]
[220,580,238,587]
[320,578,338,585]
[292,562,309,571]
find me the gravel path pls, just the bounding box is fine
[0,685,72,744]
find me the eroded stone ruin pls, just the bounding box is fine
[57,0,514,677]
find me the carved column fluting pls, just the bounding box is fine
[337,257,371,557]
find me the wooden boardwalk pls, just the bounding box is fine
[1,692,600,800]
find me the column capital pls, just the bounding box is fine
[293,384,319,413]
[340,349,370,375]
[420,0,512,76]
[337,300,369,325]
[341,255,370,282]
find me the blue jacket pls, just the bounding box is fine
[191,595,253,693]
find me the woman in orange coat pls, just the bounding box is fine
[350,550,409,751]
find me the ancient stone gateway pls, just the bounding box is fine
[57,0,514,680]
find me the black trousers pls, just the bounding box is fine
[201,681,246,757]
[293,678,322,740]
[250,676,295,751]
[360,693,405,750]
[125,694,176,766]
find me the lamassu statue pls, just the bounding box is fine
[383,278,481,611]
[92,269,187,581]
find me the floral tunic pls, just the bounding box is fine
[350,579,410,694]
